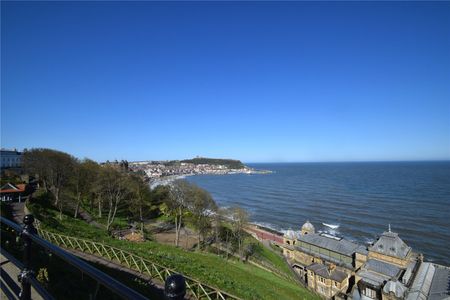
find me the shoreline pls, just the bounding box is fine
[148,168,272,189]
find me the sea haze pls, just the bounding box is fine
[186,162,450,265]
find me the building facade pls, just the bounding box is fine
[281,221,450,300]
[0,149,23,169]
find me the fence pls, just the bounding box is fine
[37,229,241,300]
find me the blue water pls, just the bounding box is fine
[186,162,450,265]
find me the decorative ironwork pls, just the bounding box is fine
[37,229,240,300]
[1,216,148,300]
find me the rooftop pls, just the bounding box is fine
[357,269,391,287]
[406,262,435,300]
[428,264,450,300]
[297,233,367,257]
[369,230,411,259]
[0,183,26,194]
[306,263,348,282]
[365,259,402,278]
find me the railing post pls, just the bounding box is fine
[18,214,37,300]
[164,274,186,300]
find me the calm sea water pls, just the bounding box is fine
[186,162,450,265]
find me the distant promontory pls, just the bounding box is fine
[129,157,269,180]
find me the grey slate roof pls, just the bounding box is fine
[383,280,407,298]
[365,259,402,278]
[428,264,450,300]
[369,231,411,259]
[403,261,418,285]
[306,263,348,282]
[406,262,435,300]
[297,233,366,256]
[357,269,391,287]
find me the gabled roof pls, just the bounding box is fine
[306,263,348,282]
[369,231,411,259]
[406,262,435,300]
[0,183,26,193]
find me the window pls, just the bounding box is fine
[364,287,377,299]
[319,277,326,284]
[334,281,338,287]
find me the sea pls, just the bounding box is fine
[186,162,450,266]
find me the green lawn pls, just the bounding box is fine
[27,200,319,300]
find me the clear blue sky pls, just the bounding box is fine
[1,1,449,162]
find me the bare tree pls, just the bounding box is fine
[97,166,129,231]
[165,180,191,247]
[229,206,249,261]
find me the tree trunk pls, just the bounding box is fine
[177,217,182,246]
[54,187,60,206]
[107,198,119,231]
[174,207,182,247]
[74,192,81,218]
[238,235,243,261]
[139,205,144,236]
[174,216,179,247]
[58,202,63,220]
[98,199,102,218]
[197,216,201,251]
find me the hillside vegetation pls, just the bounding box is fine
[17,148,317,299]
[27,197,318,300]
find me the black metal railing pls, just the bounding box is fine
[0,215,187,300]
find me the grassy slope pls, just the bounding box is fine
[28,201,318,300]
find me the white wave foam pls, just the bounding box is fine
[322,223,340,229]
[364,237,375,245]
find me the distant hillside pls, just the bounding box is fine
[181,157,245,169]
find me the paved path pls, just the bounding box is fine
[9,202,25,225]
[0,253,43,300]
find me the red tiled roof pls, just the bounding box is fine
[0,183,26,194]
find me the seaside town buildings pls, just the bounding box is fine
[279,221,450,300]
[129,161,256,180]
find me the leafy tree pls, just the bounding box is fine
[187,185,217,250]
[128,174,152,235]
[71,159,99,218]
[23,148,76,220]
